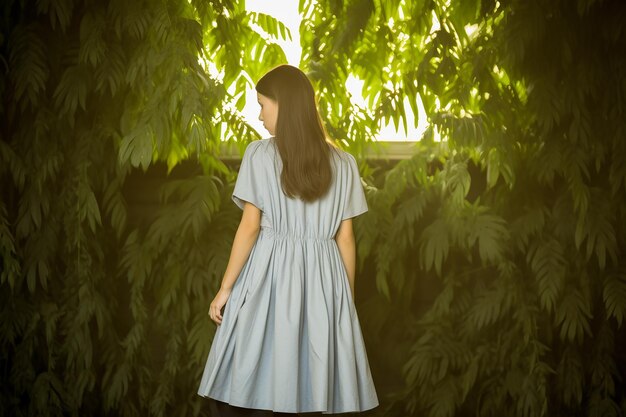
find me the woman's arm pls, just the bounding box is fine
[335,218,356,298]
[209,202,261,325]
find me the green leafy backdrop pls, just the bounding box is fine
[1,0,625,416]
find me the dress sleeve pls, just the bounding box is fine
[342,153,369,220]
[232,141,264,211]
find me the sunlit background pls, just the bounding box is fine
[245,0,427,141]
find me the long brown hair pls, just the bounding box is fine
[255,65,336,202]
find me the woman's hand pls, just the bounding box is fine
[208,287,232,325]
[207,202,260,326]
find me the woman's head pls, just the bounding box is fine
[254,65,335,202]
[256,92,279,135]
[255,65,324,141]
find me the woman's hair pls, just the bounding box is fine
[255,65,337,202]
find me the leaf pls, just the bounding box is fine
[53,65,90,121]
[36,0,74,31]
[103,362,131,407]
[444,161,471,202]
[0,203,21,289]
[455,0,481,24]
[118,127,154,170]
[528,237,566,313]
[603,273,626,327]
[574,191,617,269]
[419,218,450,276]
[485,147,515,189]
[122,1,150,39]
[556,347,584,405]
[390,190,427,248]
[0,140,27,190]
[404,334,436,386]
[121,230,153,284]
[460,357,479,401]
[187,115,206,153]
[375,244,392,299]
[78,181,102,233]
[511,204,546,249]
[609,151,626,196]
[95,41,125,96]
[79,10,107,66]
[9,25,50,108]
[430,282,455,316]
[469,210,508,264]
[467,283,510,330]
[103,179,128,238]
[428,378,458,417]
[248,12,292,41]
[188,314,213,364]
[555,289,592,343]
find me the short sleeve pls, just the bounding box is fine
[342,153,369,220]
[232,141,264,211]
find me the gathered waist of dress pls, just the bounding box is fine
[259,226,335,242]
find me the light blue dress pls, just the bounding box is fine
[198,138,378,414]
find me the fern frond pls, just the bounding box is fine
[79,10,107,66]
[8,25,49,108]
[554,288,592,343]
[36,0,74,31]
[527,236,566,313]
[467,283,511,330]
[248,12,293,41]
[603,273,626,327]
[419,218,450,276]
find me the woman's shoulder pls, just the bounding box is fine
[246,137,272,150]
[243,138,273,160]
[328,143,357,168]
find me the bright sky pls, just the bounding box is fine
[243,0,426,141]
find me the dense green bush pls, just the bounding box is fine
[1,0,625,416]
[1,1,281,415]
[302,0,626,415]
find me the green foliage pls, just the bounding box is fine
[0,0,286,415]
[301,0,626,416]
[2,0,626,416]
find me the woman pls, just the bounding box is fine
[198,65,378,416]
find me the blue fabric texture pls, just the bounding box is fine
[198,138,378,414]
